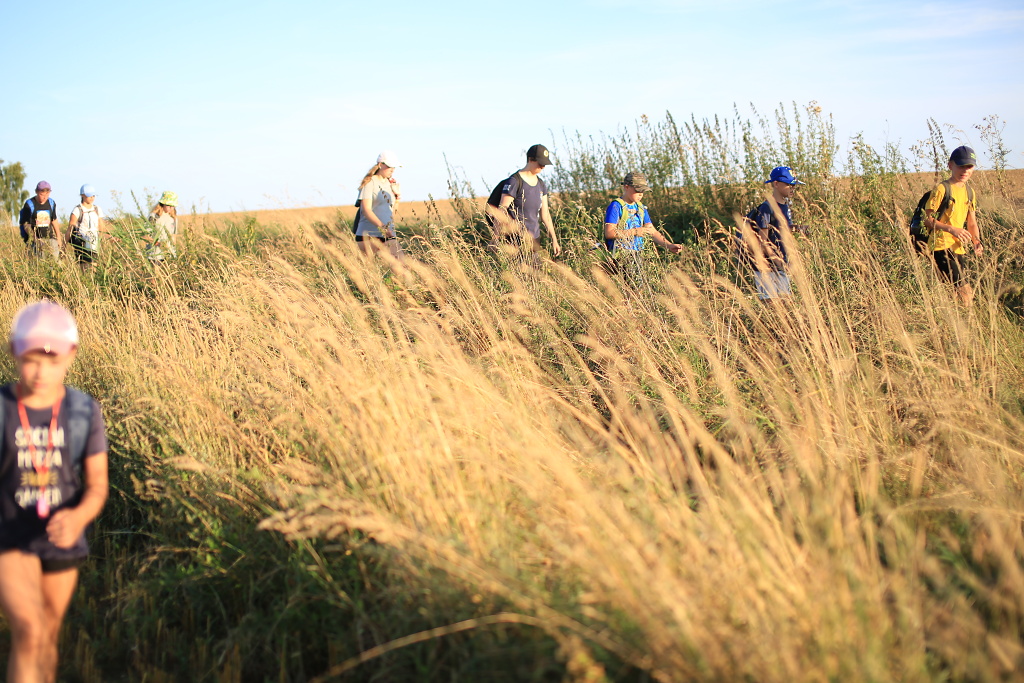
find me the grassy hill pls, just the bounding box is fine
[0,111,1022,681]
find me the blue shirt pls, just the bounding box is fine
[604,200,651,252]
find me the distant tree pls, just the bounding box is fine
[0,160,29,224]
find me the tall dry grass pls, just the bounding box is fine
[0,112,1021,681]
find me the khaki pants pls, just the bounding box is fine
[29,238,60,260]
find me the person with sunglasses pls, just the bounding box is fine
[736,166,809,300]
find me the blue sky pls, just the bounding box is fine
[3,0,1021,215]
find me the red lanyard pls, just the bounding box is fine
[15,384,62,519]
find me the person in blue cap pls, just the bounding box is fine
[737,166,808,300]
[923,145,982,305]
[66,185,105,273]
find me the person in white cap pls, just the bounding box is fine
[66,184,105,273]
[354,151,403,259]
[0,301,108,682]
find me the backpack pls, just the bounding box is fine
[605,198,649,255]
[350,199,362,234]
[21,198,57,243]
[485,173,525,227]
[0,386,95,478]
[70,205,101,247]
[909,180,975,254]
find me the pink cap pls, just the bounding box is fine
[10,302,79,357]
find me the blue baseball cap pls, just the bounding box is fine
[766,166,804,185]
[949,146,977,167]
[79,184,96,197]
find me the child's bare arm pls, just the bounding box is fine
[47,453,108,549]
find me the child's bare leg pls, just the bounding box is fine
[0,550,47,682]
[39,569,79,683]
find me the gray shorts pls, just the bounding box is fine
[754,271,792,299]
[29,238,60,260]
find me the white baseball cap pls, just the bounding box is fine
[377,150,402,168]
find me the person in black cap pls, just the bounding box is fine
[923,145,982,304]
[485,144,561,261]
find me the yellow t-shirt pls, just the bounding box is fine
[927,182,976,254]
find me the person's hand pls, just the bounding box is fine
[47,508,86,548]
[793,224,810,236]
[950,227,973,245]
[973,241,984,256]
[667,243,682,254]
[551,241,562,258]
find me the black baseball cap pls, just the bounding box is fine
[949,145,977,167]
[527,144,553,166]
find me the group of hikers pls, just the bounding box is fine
[0,141,984,680]
[18,183,179,273]
[16,142,983,303]
[351,143,984,304]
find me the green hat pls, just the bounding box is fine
[159,191,178,207]
[622,172,651,193]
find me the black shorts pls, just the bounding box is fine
[71,240,96,263]
[355,235,385,243]
[41,556,86,573]
[932,249,967,287]
[0,543,87,574]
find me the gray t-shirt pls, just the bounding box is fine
[355,176,397,238]
[502,173,547,238]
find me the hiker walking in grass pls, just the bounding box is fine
[0,302,108,682]
[737,166,808,300]
[19,182,63,260]
[66,185,104,273]
[922,146,983,305]
[147,191,178,263]
[602,172,682,286]
[354,151,404,260]
[485,144,562,262]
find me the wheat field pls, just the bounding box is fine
[1,109,1022,681]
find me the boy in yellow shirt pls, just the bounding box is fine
[925,145,982,304]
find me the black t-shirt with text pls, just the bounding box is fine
[0,384,106,557]
[19,197,58,240]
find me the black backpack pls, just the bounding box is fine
[484,173,524,227]
[350,199,361,234]
[909,180,975,254]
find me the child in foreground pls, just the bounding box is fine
[0,301,108,682]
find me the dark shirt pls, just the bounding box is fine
[0,384,106,557]
[502,174,548,238]
[748,199,793,266]
[19,197,58,240]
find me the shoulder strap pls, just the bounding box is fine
[935,180,954,219]
[64,387,95,473]
[509,172,524,198]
